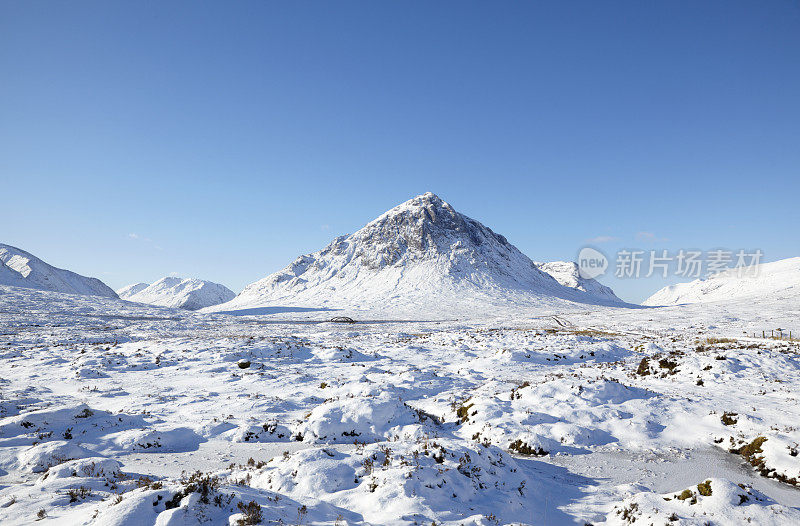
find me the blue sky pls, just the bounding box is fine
[1,1,798,303]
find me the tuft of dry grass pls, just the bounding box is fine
[704,337,736,345]
[568,329,621,338]
[508,439,548,457]
[455,402,475,424]
[697,480,713,496]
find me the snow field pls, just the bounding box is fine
[0,286,799,524]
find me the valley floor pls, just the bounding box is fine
[1,286,799,525]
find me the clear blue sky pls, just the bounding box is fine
[2,1,798,303]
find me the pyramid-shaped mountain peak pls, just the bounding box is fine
[208,194,624,315]
[371,192,455,228]
[357,192,515,267]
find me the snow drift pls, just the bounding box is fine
[118,277,235,311]
[0,243,116,297]
[209,192,624,315]
[644,257,800,306]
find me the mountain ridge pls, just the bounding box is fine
[0,243,117,298]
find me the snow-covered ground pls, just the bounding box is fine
[1,284,798,525]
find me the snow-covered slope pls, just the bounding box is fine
[536,260,622,303]
[643,257,800,306]
[209,193,625,315]
[116,282,149,299]
[120,277,235,311]
[0,243,117,297]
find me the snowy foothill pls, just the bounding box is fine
[0,244,117,298]
[644,256,800,306]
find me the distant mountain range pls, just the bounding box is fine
[5,195,800,317]
[644,257,800,306]
[117,277,235,311]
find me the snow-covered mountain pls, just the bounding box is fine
[643,257,800,306]
[0,243,117,298]
[209,193,625,315]
[535,261,622,303]
[116,282,149,299]
[118,277,235,311]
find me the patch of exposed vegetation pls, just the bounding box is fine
[165,471,228,509]
[671,482,711,505]
[731,436,767,468]
[731,436,799,486]
[636,357,650,376]
[455,402,475,424]
[705,337,736,345]
[616,501,639,523]
[75,408,94,419]
[676,489,694,502]
[697,479,712,496]
[658,357,678,374]
[568,329,620,338]
[66,486,92,503]
[508,439,548,457]
[236,500,263,525]
[510,381,530,400]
